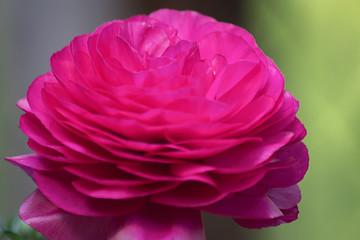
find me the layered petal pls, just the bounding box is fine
[150,9,215,41]
[21,190,205,240]
[234,206,299,229]
[33,170,147,217]
[259,142,309,188]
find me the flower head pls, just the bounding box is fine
[6,9,308,240]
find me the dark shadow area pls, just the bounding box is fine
[132,0,242,24]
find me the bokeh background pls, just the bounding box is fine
[1,0,359,239]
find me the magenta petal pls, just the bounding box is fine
[171,163,215,177]
[259,57,284,101]
[198,32,259,63]
[21,190,205,240]
[5,154,63,172]
[233,206,299,229]
[206,60,260,102]
[17,97,31,112]
[97,31,143,72]
[253,91,298,136]
[19,113,60,149]
[72,179,181,199]
[26,72,56,126]
[211,169,268,193]
[4,156,33,177]
[151,182,227,207]
[111,203,205,240]
[285,117,307,143]
[64,163,154,186]
[267,185,301,209]
[203,132,293,174]
[119,17,176,58]
[200,194,283,219]
[87,31,128,86]
[33,170,147,216]
[20,190,124,240]
[50,45,86,87]
[260,142,309,187]
[192,21,256,46]
[150,9,214,41]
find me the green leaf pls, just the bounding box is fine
[3,230,24,240]
[0,216,47,240]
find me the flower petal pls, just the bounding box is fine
[203,132,294,174]
[259,142,309,188]
[21,190,205,240]
[20,190,124,240]
[150,9,215,41]
[151,181,227,207]
[267,185,301,209]
[233,206,299,229]
[200,194,283,219]
[110,203,205,240]
[72,178,181,199]
[4,154,63,172]
[33,170,147,216]
[198,32,259,63]
[16,97,31,112]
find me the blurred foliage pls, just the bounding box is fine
[0,216,46,240]
[244,0,360,239]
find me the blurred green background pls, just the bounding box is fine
[243,0,360,239]
[1,0,359,239]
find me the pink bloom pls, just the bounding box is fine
[5,9,308,240]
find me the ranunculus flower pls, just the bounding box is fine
[5,9,308,240]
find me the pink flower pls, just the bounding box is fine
[5,9,308,240]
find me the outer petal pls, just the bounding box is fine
[198,32,259,63]
[199,194,283,219]
[26,72,56,127]
[21,190,205,240]
[190,21,257,46]
[151,182,227,207]
[17,97,31,112]
[259,142,309,188]
[233,206,299,229]
[232,185,301,228]
[4,154,63,177]
[150,9,215,40]
[267,185,301,209]
[203,132,294,174]
[33,170,147,217]
[111,203,205,240]
[20,190,123,240]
